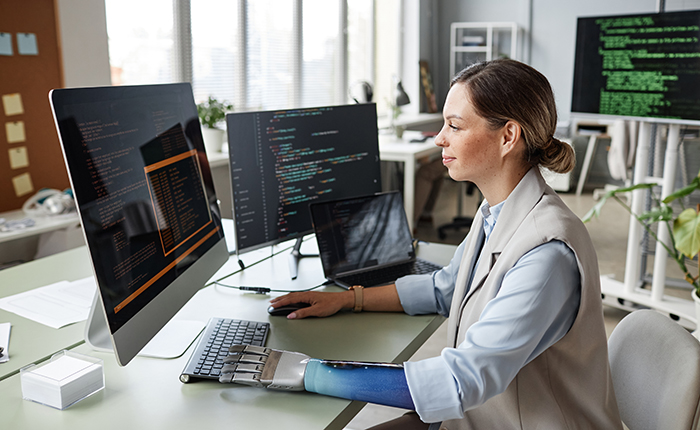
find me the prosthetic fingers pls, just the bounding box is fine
[219,345,308,390]
[219,345,415,410]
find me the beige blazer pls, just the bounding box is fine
[441,168,622,430]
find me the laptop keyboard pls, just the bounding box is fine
[179,317,269,383]
[337,258,442,287]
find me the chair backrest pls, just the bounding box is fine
[608,310,700,430]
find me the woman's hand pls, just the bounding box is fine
[270,284,404,319]
[269,291,353,319]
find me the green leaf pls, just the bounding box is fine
[663,176,700,204]
[608,182,657,194]
[582,196,609,223]
[638,204,673,223]
[581,183,656,223]
[673,208,700,259]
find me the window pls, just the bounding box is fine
[106,0,175,85]
[106,0,397,115]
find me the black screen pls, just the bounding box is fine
[572,10,700,124]
[310,192,415,277]
[227,104,382,253]
[51,83,224,333]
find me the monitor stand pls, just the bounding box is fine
[85,293,204,359]
[288,237,318,280]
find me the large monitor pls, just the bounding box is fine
[227,104,382,278]
[571,10,700,125]
[50,83,228,366]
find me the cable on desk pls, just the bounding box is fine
[213,280,333,295]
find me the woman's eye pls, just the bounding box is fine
[449,124,458,131]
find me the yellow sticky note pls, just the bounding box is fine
[2,93,24,116]
[9,146,28,169]
[12,172,33,197]
[6,121,26,143]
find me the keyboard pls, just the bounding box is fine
[179,317,269,383]
[336,258,442,288]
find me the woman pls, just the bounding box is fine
[226,59,622,429]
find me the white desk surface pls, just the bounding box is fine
[0,210,80,244]
[379,131,442,230]
[0,236,455,429]
[378,131,441,162]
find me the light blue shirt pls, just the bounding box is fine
[395,200,581,423]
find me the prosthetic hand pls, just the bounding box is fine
[219,345,415,410]
[218,345,309,390]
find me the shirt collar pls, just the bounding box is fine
[480,200,505,243]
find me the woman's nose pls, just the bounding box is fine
[434,127,447,147]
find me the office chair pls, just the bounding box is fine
[437,181,479,240]
[607,310,700,430]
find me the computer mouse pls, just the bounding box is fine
[267,302,311,317]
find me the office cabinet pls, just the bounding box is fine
[450,22,522,76]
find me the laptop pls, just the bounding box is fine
[309,191,442,288]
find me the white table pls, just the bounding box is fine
[379,131,442,231]
[0,210,82,266]
[0,210,80,245]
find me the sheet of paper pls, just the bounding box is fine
[0,33,12,56]
[9,146,29,169]
[17,33,38,55]
[2,93,24,116]
[0,322,10,363]
[12,172,33,197]
[0,277,96,329]
[6,121,26,143]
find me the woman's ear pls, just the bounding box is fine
[501,120,522,156]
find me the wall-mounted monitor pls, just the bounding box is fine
[572,10,700,125]
[227,104,382,278]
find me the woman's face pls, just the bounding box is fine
[435,83,506,184]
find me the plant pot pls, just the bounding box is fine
[201,127,226,155]
[693,289,700,340]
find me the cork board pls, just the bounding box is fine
[0,0,69,212]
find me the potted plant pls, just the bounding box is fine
[583,169,700,323]
[197,96,233,154]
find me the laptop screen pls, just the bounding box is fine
[310,192,415,277]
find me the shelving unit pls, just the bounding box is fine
[449,22,522,77]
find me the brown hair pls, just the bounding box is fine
[451,59,575,174]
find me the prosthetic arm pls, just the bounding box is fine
[219,345,415,410]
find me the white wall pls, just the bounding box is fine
[55,0,111,87]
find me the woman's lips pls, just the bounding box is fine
[442,155,455,165]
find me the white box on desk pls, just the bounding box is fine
[20,350,104,410]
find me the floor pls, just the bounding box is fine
[343,177,673,430]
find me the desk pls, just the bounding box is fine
[0,247,93,380]
[0,220,279,381]
[0,238,454,429]
[0,210,82,266]
[379,131,442,231]
[0,210,80,244]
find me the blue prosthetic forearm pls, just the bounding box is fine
[303,359,415,410]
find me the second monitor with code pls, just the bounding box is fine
[227,104,382,278]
